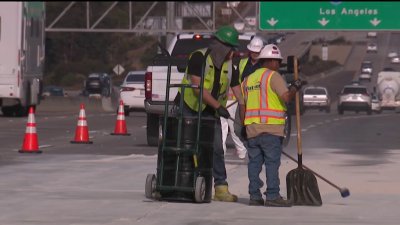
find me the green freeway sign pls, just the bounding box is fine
[259,2,400,30]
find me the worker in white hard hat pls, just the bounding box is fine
[238,44,303,207]
[221,36,264,159]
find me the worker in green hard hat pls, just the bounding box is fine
[174,25,244,202]
[214,25,240,47]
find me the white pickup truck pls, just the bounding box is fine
[144,33,253,146]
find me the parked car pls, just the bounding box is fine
[83,73,112,97]
[42,85,66,97]
[302,86,330,113]
[361,60,373,74]
[119,70,146,116]
[337,84,372,115]
[367,42,378,53]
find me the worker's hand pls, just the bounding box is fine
[240,127,247,140]
[217,106,230,119]
[289,79,304,91]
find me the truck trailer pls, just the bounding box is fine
[0,2,45,116]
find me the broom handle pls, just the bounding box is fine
[294,57,303,167]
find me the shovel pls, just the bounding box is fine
[286,56,322,206]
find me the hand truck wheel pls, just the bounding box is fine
[145,174,156,199]
[194,176,206,203]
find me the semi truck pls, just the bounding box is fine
[0,2,45,116]
[376,71,400,110]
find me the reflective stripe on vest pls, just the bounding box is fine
[179,48,232,112]
[242,68,286,125]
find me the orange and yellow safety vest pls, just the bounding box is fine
[241,68,286,125]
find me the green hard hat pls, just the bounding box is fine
[214,26,239,47]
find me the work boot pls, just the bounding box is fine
[249,198,264,206]
[213,185,238,202]
[265,196,292,207]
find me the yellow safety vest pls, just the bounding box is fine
[179,48,232,112]
[241,68,286,125]
[238,57,249,83]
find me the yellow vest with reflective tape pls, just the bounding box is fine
[238,57,249,83]
[179,48,232,112]
[241,68,286,125]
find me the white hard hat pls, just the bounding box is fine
[247,36,264,53]
[257,44,283,60]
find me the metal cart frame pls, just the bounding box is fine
[145,46,212,203]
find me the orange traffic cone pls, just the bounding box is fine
[71,104,93,144]
[111,100,131,136]
[19,106,42,153]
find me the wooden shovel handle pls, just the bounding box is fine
[294,57,302,156]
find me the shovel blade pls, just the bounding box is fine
[287,167,322,206]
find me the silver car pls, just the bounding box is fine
[302,86,330,113]
[367,42,378,53]
[337,84,372,115]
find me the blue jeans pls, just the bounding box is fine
[245,133,282,200]
[178,104,228,187]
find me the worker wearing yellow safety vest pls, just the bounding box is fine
[174,26,245,202]
[239,44,303,207]
[221,36,264,159]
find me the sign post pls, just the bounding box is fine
[259,2,400,30]
[322,43,328,61]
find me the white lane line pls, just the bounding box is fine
[39,144,53,149]
[11,144,52,152]
[306,124,316,129]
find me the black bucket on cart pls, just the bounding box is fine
[157,116,215,202]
